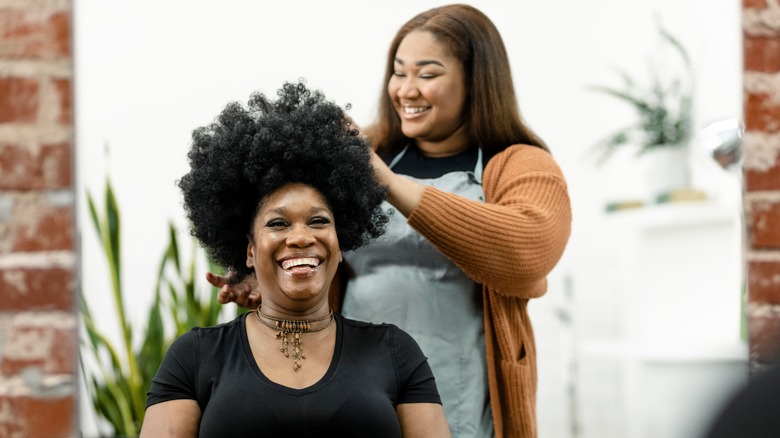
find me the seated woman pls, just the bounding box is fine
[139,81,450,437]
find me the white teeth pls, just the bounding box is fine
[404,106,429,114]
[281,257,320,270]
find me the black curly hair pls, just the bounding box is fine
[178,81,389,283]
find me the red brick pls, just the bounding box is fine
[0,77,39,123]
[52,79,71,125]
[0,143,32,188]
[745,37,780,73]
[41,143,73,188]
[0,396,74,438]
[1,324,75,375]
[0,143,71,190]
[744,93,780,132]
[0,9,71,58]
[748,260,780,304]
[0,267,74,311]
[749,199,780,248]
[749,307,780,363]
[10,201,73,251]
[743,0,768,7]
[50,11,70,57]
[745,161,780,191]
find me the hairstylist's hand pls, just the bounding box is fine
[369,149,395,187]
[370,149,424,217]
[206,271,261,309]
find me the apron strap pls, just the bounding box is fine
[387,145,409,170]
[473,147,484,184]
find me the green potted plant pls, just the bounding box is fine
[81,175,237,436]
[588,24,695,198]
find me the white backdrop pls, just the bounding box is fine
[75,0,743,436]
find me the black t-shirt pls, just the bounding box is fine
[146,312,441,437]
[380,143,480,178]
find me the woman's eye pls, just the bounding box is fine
[310,217,331,226]
[266,219,287,228]
[392,71,406,78]
[419,69,443,79]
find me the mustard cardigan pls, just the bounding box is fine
[406,144,572,438]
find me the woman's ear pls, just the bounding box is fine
[247,241,255,268]
[339,251,343,263]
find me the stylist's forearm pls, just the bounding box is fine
[385,173,425,217]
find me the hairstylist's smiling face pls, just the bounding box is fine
[389,30,469,157]
[247,183,341,312]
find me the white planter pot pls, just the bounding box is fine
[641,145,691,200]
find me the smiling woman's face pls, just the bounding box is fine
[246,183,341,312]
[388,29,469,157]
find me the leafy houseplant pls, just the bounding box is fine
[80,177,236,436]
[588,25,694,165]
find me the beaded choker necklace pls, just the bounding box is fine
[254,308,335,372]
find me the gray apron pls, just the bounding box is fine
[342,146,493,438]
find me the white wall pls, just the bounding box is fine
[74,1,744,436]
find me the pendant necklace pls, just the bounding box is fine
[254,308,335,372]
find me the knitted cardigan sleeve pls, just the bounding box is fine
[406,144,572,297]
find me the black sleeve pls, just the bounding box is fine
[391,327,442,405]
[145,330,200,409]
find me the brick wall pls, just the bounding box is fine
[743,0,780,372]
[0,0,77,436]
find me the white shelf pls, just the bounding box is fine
[604,201,739,231]
[582,338,748,364]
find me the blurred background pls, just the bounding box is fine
[75,0,745,436]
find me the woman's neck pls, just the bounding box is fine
[415,123,470,158]
[259,300,331,321]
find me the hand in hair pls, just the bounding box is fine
[206,272,260,309]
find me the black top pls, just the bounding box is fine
[380,143,480,178]
[704,365,780,438]
[146,312,441,437]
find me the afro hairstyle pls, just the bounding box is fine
[178,80,388,283]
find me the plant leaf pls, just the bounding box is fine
[586,85,653,113]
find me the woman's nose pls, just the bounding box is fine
[286,224,315,247]
[397,77,420,99]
